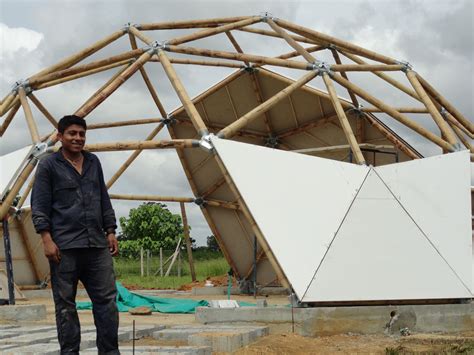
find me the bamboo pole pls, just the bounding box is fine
[128,34,167,117]
[443,110,474,139]
[225,31,250,65]
[331,64,404,72]
[17,176,35,208]
[150,56,244,68]
[76,63,133,114]
[218,71,318,138]
[180,202,196,282]
[362,107,428,113]
[106,123,165,188]
[88,118,163,130]
[34,60,133,91]
[0,101,21,136]
[29,48,144,87]
[157,49,209,136]
[239,26,318,45]
[166,44,311,70]
[416,73,474,134]
[277,45,326,60]
[28,94,58,128]
[74,50,153,118]
[448,121,473,153]
[330,49,359,107]
[139,17,253,30]
[274,18,398,64]
[405,70,458,146]
[362,112,422,159]
[81,139,199,153]
[293,143,395,154]
[110,194,194,203]
[213,153,290,289]
[0,93,17,116]
[201,177,226,197]
[205,199,241,210]
[321,73,365,164]
[177,118,269,140]
[18,87,40,143]
[167,17,261,46]
[330,72,455,152]
[30,29,125,80]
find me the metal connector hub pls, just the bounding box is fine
[122,22,138,33]
[162,115,176,126]
[145,40,167,54]
[11,79,31,94]
[265,135,279,148]
[396,60,412,73]
[312,60,331,75]
[31,142,51,161]
[193,197,205,206]
[199,133,215,152]
[260,12,274,22]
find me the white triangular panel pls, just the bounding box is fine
[303,169,472,302]
[376,151,472,292]
[211,137,368,299]
[0,145,33,199]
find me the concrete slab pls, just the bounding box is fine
[119,324,166,338]
[2,342,60,355]
[0,304,46,321]
[0,331,58,345]
[188,331,249,353]
[195,303,474,336]
[153,325,268,342]
[22,288,89,299]
[82,346,211,354]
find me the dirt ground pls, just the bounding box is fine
[15,294,474,354]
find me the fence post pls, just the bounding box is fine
[180,202,196,281]
[178,249,182,278]
[140,247,144,277]
[146,249,150,276]
[160,247,163,277]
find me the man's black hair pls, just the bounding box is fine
[58,115,87,134]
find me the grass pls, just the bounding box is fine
[113,249,229,289]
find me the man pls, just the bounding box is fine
[31,115,120,355]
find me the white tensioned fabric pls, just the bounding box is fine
[376,151,472,293]
[211,136,368,299]
[303,169,472,302]
[0,145,33,199]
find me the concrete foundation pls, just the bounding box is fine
[195,302,474,336]
[0,304,46,321]
[191,286,289,296]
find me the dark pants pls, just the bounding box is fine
[50,247,119,355]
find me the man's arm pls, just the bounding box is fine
[31,161,60,263]
[97,158,118,255]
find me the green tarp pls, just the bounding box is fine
[76,282,208,314]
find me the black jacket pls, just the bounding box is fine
[31,150,116,249]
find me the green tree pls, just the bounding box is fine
[206,235,220,251]
[119,202,184,250]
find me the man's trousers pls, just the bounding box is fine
[49,247,119,354]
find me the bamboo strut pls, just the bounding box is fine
[180,202,196,282]
[330,49,360,113]
[110,194,194,203]
[88,118,163,130]
[150,56,244,68]
[293,143,395,154]
[75,50,153,118]
[416,73,474,134]
[239,26,318,45]
[30,30,125,80]
[205,199,240,210]
[35,60,133,91]
[218,71,317,138]
[0,101,21,136]
[330,72,455,152]
[331,64,404,72]
[18,87,40,143]
[274,18,398,64]
[362,107,428,113]
[448,121,473,153]
[17,176,35,209]
[81,139,199,153]
[166,44,311,70]
[177,118,268,139]
[128,34,167,117]
[322,73,365,164]
[157,50,209,136]
[405,70,458,146]
[139,17,253,30]
[225,31,249,66]
[28,94,58,128]
[167,17,261,45]
[106,123,165,189]
[443,111,474,139]
[0,93,17,116]
[29,49,144,87]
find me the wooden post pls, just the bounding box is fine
[180,202,196,282]
[405,70,458,147]
[159,247,163,277]
[146,250,150,276]
[18,87,40,143]
[330,72,455,152]
[28,94,58,128]
[165,239,182,277]
[106,123,165,189]
[157,49,209,136]
[321,73,365,164]
[140,247,144,277]
[177,250,181,278]
[218,71,317,138]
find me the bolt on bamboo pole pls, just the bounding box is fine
[18,87,40,143]
[180,202,196,282]
[274,18,398,65]
[106,123,165,188]
[330,72,455,152]
[405,70,458,147]
[321,73,366,164]
[0,101,21,136]
[218,70,318,139]
[75,50,153,118]
[28,93,58,128]
[167,16,261,46]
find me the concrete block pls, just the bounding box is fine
[153,325,268,342]
[0,304,46,321]
[80,330,132,350]
[120,324,166,338]
[259,287,290,296]
[189,332,246,352]
[2,343,60,355]
[191,287,225,296]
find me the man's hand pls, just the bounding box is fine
[40,231,61,263]
[107,233,119,256]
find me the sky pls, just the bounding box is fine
[1,0,473,245]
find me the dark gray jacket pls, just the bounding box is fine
[31,150,116,249]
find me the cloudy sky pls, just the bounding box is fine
[1,0,472,245]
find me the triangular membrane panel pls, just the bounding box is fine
[303,169,472,302]
[211,137,369,299]
[375,151,472,292]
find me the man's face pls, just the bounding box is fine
[58,124,86,154]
